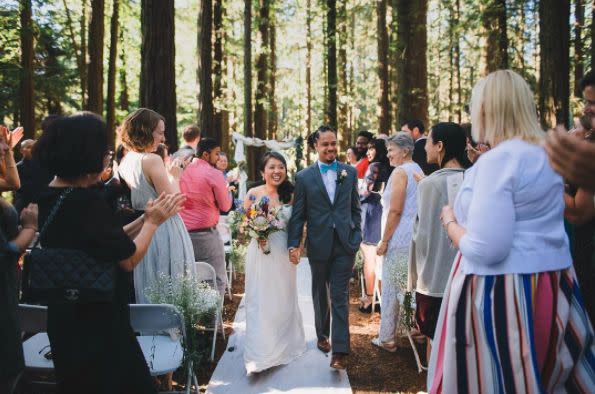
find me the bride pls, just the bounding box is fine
[242,151,306,374]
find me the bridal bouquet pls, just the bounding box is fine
[237,195,285,255]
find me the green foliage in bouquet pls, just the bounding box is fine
[145,273,220,375]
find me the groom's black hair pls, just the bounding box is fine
[307,125,336,150]
[260,151,294,204]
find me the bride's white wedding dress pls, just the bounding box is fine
[243,204,307,374]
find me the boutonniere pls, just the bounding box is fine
[337,169,348,184]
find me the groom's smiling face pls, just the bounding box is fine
[315,131,338,164]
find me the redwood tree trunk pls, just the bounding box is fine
[19,0,35,138]
[253,0,269,180]
[198,0,215,143]
[268,6,278,140]
[81,0,88,108]
[140,0,177,151]
[482,0,508,73]
[326,0,338,129]
[214,0,225,145]
[338,0,349,150]
[396,0,428,127]
[574,0,584,97]
[87,0,104,115]
[377,0,390,134]
[306,0,312,137]
[244,0,256,179]
[106,0,119,149]
[118,27,129,112]
[539,0,570,128]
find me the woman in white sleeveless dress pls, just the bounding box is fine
[243,152,306,374]
[118,108,195,303]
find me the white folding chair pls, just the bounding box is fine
[129,304,199,394]
[218,216,234,300]
[18,304,55,390]
[192,262,225,361]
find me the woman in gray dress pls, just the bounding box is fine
[118,108,195,303]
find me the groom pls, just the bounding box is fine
[288,125,362,370]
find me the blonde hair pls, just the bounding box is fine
[120,108,165,152]
[470,70,543,146]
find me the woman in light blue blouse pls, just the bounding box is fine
[428,70,595,393]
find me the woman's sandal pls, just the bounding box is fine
[371,337,397,353]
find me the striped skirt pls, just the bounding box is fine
[428,254,595,393]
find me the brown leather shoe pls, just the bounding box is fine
[317,338,331,353]
[330,353,347,370]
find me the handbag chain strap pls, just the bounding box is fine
[32,187,74,249]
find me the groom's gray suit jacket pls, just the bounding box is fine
[288,162,362,260]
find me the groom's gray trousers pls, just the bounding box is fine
[309,231,355,354]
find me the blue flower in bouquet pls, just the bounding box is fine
[249,194,256,201]
[260,196,269,204]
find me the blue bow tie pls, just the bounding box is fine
[320,161,338,174]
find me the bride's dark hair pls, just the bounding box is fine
[259,151,294,203]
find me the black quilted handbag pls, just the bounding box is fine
[21,188,115,304]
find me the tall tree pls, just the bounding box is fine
[326,0,338,129]
[244,0,253,140]
[62,0,86,109]
[539,0,570,128]
[396,0,428,127]
[338,0,349,150]
[19,0,34,138]
[482,0,508,73]
[118,27,129,112]
[268,2,278,140]
[389,0,398,130]
[81,0,88,107]
[86,0,104,115]
[574,0,584,97]
[140,0,177,151]
[455,0,462,123]
[306,0,312,137]
[592,0,595,71]
[377,0,390,134]
[198,0,215,142]
[106,0,119,148]
[213,0,225,145]
[253,0,270,179]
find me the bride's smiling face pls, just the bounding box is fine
[261,157,287,187]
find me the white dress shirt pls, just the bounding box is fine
[454,139,572,275]
[317,161,338,202]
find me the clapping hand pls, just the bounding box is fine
[144,192,186,225]
[8,127,24,149]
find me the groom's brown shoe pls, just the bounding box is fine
[330,353,347,370]
[317,338,331,353]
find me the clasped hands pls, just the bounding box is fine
[288,247,301,265]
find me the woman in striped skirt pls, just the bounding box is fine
[429,70,595,393]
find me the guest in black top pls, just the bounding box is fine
[34,113,186,394]
[358,138,391,313]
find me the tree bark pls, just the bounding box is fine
[482,0,508,73]
[389,0,398,131]
[19,0,35,139]
[376,0,390,134]
[62,0,86,110]
[592,0,595,72]
[338,0,349,151]
[539,0,570,128]
[455,0,462,123]
[106,0,119,149]
[87,0,104,115]
[268,3,277,140]
[198,0,215,143]
[140,0,177,151]
[326,0,338,129]
[81,0,88,108]
[214,0,225,145]
[244,0,253,139]
[396,0,428,128]
[118,27,129,112]
[306,0,312,137]
[252,0,269,180]
[574,0,584,97]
